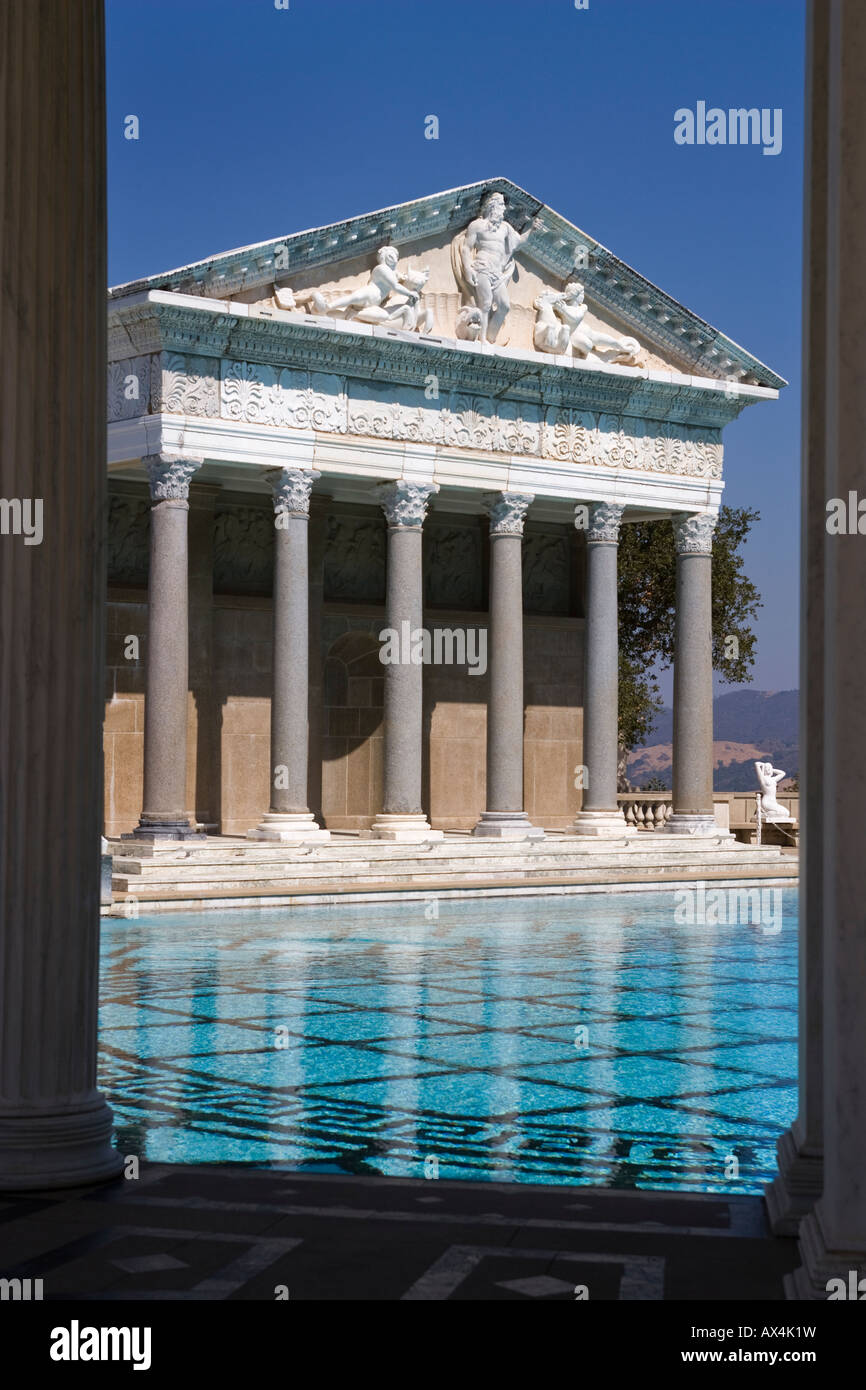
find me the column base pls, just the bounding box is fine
[0,1093,123,1191]
[370,814,443,842]
[473,811,545,840]
[248,812,331,844]
[664,812,727,838]
[765,1124,823,1236]
[572,809,637,838]
[785,1201,866,1300]
[124,818,206,842]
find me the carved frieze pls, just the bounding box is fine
[108,356,152,421]
[153,353,219,416]
[323,515,386,604]
[106,495,150,585]
[522,533,571,614]
[213,506,274,594]
[114,351,724,481]
[425,524,483,609]
[220,361,346,432]
[347,381,443,444]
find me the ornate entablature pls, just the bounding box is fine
[106,179,784,507]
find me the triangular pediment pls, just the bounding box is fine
[109,179,784,390]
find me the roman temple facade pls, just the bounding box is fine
[104,179,783,844]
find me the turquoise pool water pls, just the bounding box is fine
[99,888,797,1192]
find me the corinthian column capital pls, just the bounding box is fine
[376,479,438,528]
[265,467,320,517]
[672,511,717,555]
[143,453,204,502]
[577,500,625,544]
[482,491,534,537]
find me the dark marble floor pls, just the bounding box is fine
[0,1163,799,1301]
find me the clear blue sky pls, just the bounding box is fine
[107,0,805,697]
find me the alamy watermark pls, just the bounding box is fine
[673,881,782,934]
[674,102,782,157]
[0,498,42,545]
[379,621,487,676]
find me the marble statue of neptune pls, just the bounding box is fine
[454,191,541,344]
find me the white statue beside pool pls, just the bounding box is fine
[754,761,795,822]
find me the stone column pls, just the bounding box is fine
[573,502,633,837]
[665,513,721,837]
[474,493,543,839]
[371,480,443,842]
[766,0,827,1238]
[789,0,866,1299]
[0,0,123,1187]
[129,453,205,841]
[249,468,329,843]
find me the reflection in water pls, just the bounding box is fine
[99,889,798,1193]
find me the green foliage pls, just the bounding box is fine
[616,506,762,751]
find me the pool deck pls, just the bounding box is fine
[104,831,798,914]
[0,1163,798,1301]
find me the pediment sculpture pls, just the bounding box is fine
[274,246,434,334]
[533,282,642,365]
[450,190,541,344]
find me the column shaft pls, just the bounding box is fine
[371,480,442,841]
[666,514,720,837]
[475,492,542,839]
[573,502,632,837]
[766,0,827,1235]
[790,0,866,1297]
[131,455,204,840]
[0,0,122,1187]
[250,469,328,843]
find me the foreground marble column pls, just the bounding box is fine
[788,0,866,1298]
[129,454,205,841]
[474,492,543,840]
[573,502,633,837]
[371,480,442,842]
[0,0,122,1187]
[249,468,329,843]
[665,513,720,837]
[766,0,827,1237]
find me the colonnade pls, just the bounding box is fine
[128,468,719,844]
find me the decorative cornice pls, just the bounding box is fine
[377,479,438,528]
[578,500,625,544]
[266,467,320,516]
[109,303,762,433]
[143,453,203,501]
[482,491,534,536]
[673,511,717,554]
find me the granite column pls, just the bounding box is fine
[474,492,543,839]
[250,468,329,842]
[371,480,442,842]
[130,454,204,841]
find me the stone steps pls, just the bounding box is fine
[105,833,797,911]
[111,847,792,886]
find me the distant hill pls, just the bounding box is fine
[627,689,798,791]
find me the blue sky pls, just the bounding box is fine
[107,0,805,697]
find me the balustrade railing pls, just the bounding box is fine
[617,793,673,830]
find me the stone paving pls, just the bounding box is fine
[0,1164,798,1301]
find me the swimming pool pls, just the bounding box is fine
[99,887,797,1193]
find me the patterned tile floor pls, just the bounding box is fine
[99,888,798,1193]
